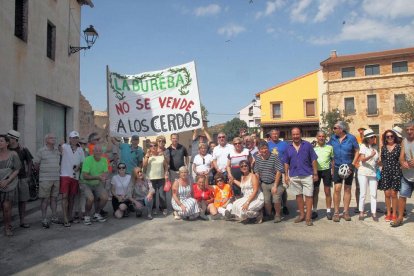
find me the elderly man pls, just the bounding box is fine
[284,128,318,226]
[212,132,234,182]
[327,121,359,222]
[392,121,414,227]
[60,131,85,227]
[268,128,289,215]
[312,131,334,220]
[7,130,33,228]
[81,144,109,225]
[119,135,143,174]
[34,133,60,228]
[253,141,283,222]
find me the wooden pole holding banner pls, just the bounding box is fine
[106,65,110,138]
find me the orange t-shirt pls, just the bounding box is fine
[213,184,233,208]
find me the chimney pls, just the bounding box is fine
[330,50,337,58]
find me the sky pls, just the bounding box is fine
[79,0,414,126]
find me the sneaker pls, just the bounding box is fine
[50,217,60,224]
[384,215,392,222]
[162,209,168,216]
[282,206,290,216]
[199,214,209,221]
[93,213,107,222]
[42,219,50,229]
[99,209,108,218]
[84,216,92,225]
[343,212,352,221]
[311,211,318,220]
[146,213,153,220]
[326,212,333,220]
[333,213,340,222]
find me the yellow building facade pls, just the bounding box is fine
[256,69,324,140]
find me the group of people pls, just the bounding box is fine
[1,121,413,236]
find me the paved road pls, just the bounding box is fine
[1,187,413,276]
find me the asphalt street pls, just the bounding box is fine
[1,186,413,276]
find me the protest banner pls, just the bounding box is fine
[107,61,202,137]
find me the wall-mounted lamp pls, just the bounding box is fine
[69,25,99,55]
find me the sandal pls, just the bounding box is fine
[306,219,313,226]
[333,213,340,222]
[390,219,403,227]
[63,222,71,227]
[294,217,305,223]
[343,212,351,221]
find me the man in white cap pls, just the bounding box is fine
[60,131,85,227]
[7,130,33,228]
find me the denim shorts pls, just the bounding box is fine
[400,177,414,198]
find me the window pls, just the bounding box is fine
[248,106,253,116]
[365,64,380,76]
[272,103,282,119]
[344,97,355,115]
[367,95,378,115]
[305,100,316,117]
[392,61,408,73]
[394,94,406,113]
[47,21,56,60]
[15,0,28,42]
[341,67,355,78]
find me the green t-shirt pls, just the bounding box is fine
[314,144,334,171]
[81,156,108,186]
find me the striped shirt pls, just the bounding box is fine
[253,153,283,184]
[33,146,60,181]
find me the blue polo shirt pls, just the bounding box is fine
[268,140,288,173]
[327,133,359,168]
[119,143,144,174]
[283,140,318,177]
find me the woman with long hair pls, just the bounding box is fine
[127,166,155,220]
[378,129,402,222]
[0,134,21,236]
[110,162,131,218]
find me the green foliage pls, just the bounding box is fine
[320,108,352,136]
[201,104,208,120]
[222,118,248,141]
[399,94,414,123]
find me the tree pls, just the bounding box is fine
[320,108,352,136]
[399,94,414,123]
[201,103,208,120]
[222,118,248,141]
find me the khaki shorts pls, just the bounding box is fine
[39,180,60,198]
[81,183,107,201]
[289,175,314,197]
[18,178,30,202]
[261,182,284,204]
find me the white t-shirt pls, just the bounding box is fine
[212,143,234,172]
[358,144,379,177]
[60,143,85,178]
[111,174,131,196]
[193,153,213,175]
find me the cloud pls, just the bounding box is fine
[362,0,414,19]
[255,0,286,19]
[314,0,341,22]
[309,18,414,46]
[194,4,221,17]
[290,0,312,23]
[217,23,246,38]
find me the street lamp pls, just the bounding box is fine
[68,25,99,55]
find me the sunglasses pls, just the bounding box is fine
[118,166,126,170]
[149,144,157,147]
[218,136,225,139]
[240,164,249,168]
[386,135,394,138]
[216,178,223,183]
[333,127,339,130]
[234,142,241,145]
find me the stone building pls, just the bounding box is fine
[79,92,95,139]
[0,0,94,152]
[320,47,414,137]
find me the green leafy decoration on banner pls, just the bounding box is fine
[168,67,192,95]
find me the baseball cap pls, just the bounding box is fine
[69,131,80,138]
[7,130,20,140]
